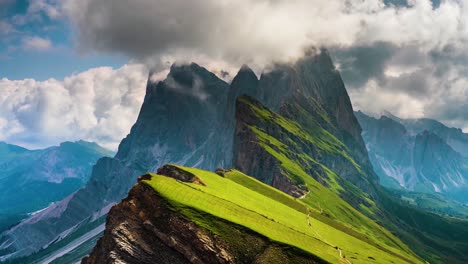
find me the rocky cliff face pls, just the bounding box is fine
[116,63,230,171]
[261,51,374,182]
[82,166,324,264]
[413,131,468,192]
[82,179,233,264]
[356,112,415,189]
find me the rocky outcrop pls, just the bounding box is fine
[82,169,324,264]
[81,182,231,264]
[155,164,206,186]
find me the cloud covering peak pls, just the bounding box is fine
[60,0,467,132]
[63,0,467,66]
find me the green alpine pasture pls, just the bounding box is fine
[143,166,423,264]
[234,96,427,262]
[239,97,405,248]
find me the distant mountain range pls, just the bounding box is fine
[0,141,113,232]
[356,111,468,203]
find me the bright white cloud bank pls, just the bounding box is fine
[22,36,52,51]
[0,64,148,150]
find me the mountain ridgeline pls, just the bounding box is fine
[2,50,468,264]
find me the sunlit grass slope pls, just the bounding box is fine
[143,165,422,264]
[237,96,421,257]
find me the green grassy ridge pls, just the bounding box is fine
[237,97,422,261]
[226,169,409,260]
[238,96,468,263]
[143,166,423,264]
[176,206,327,264]
[255,138,414,259]
[223,169,307,214]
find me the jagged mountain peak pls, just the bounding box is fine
[229,65,261,103]
[169,61,205,73]
[232,65,259,86]
[239,63,256,73]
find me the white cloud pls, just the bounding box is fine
[349,57,468,132]
[0,64,149,150]
[28,0,63,20]
[60,0,468,67]
[349,79,428,119]
[12,0,63,26]
[22,36,52,51]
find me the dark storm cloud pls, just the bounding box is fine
[332,42,398,88]
[383,70,432,98]
[70,0,221,59]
